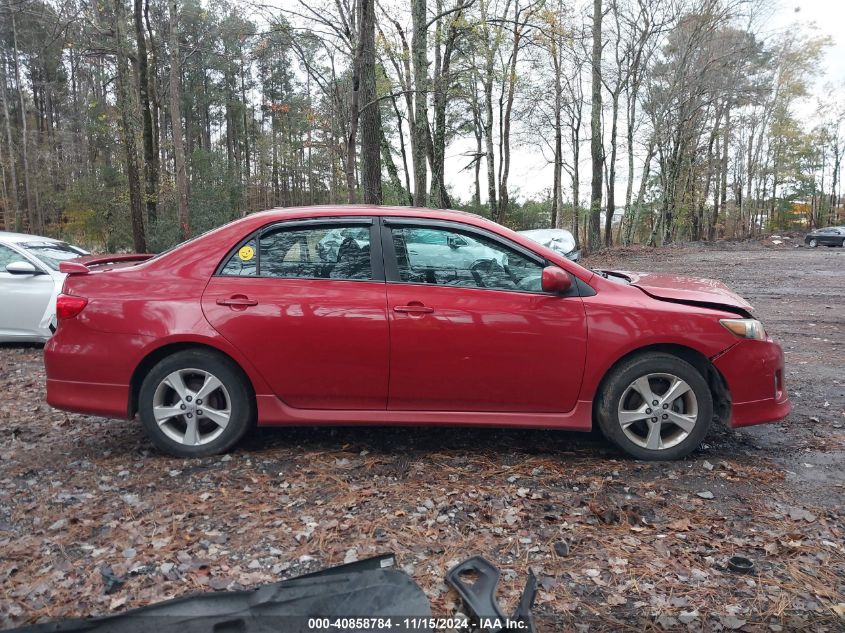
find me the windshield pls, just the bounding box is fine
[21,242,88,271]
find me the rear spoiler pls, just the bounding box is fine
[59,253,155,275]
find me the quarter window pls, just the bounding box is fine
[391,226,543,292]
[220,225,372,281]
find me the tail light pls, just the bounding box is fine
[56,294,88,320]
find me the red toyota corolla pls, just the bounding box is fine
[44,206,790,460]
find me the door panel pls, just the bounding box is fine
[0,245,54,337]
[383,223,588,413]
[387,285,587,412]
[202,220,389,410]
[203,278,389,409]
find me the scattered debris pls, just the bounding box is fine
[727,556,755,574]
[553,541,570,557]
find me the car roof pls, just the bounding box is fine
[0,231,66,245]
[248,205,484,220]
[245,205,498,232]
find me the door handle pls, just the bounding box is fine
[217,296,258,307]
[394,304,434,314]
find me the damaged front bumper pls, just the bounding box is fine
[712,338,791,428]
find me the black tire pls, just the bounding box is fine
[596,352,713,461]
[808,238,818,248]
[138,349,255,457]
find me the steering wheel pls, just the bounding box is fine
[469,258,503,287]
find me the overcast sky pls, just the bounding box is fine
[442,0,845,204]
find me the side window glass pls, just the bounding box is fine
[260,226,371,280]
[220,226,372,280]
[392,227,543,292]
[220,238,257,276]
[0,245,23,271]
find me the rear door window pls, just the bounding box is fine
[220,225,372,281]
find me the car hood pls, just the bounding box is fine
[610,270,753,313]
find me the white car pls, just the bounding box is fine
[518,228,582,262]
[0,232,89,342]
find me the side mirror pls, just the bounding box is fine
[6,261,43,276]
[541,266,572,294]
[447,235,467,249]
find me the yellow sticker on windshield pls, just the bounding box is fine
[238,245,255,261]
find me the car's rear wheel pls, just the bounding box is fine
[808,238,818,248]
[596,353,713,461]
[139,350,255,457]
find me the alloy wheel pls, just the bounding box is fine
[152,368,232,446]
[617,373,699,451]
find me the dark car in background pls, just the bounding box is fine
[805,226,845,247]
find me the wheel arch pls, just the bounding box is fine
[592,343,731,429]
[129,342,257,418]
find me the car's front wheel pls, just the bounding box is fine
[808,238,818,248]
[596,353,713,461]
[138,349,255,457]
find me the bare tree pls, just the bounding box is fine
[588,0,603,250]
[114,0,146,251]
[358,0,383,203]
[169,0,189,239]
[8,2,37,232]
[135,0,158,225]
[0,52,20,230]
[411,0,429,205]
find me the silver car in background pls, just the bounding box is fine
[518,228,582,262]
[0,232,89,342]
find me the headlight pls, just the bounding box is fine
[720,318,766,340]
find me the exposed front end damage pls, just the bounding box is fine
[712,339,791,428]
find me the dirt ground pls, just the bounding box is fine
[0,241,843,631]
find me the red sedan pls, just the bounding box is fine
[44,206,790,460]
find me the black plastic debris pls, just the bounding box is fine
[6,554,431,633]
[553,541,570,557]
[445,556,536,633]
[99,565,125,596]
[727,556,755,574]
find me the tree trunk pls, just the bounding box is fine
[588,0,603,251]
[626,141,654,245]
[390,94,413,205]
[481,1,497,219]
[169,0,189,240]
[430,1,464,209]
[114,0,146,251]
[10,7,37,232]
[411,0,428,206]
[603,89,619,246]
[551,30,562,229]
[358,0,382,204]
[0,55,20,230]
[498,8,523,226]
[135,0,158,225]
[345,40,361,204]
[719,108,729,239]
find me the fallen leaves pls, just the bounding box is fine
[1,322,844,633]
